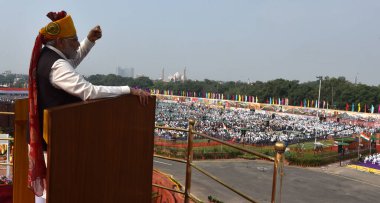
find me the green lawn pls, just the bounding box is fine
[288,140,335,150]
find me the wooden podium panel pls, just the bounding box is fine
[13,98,35,203]
[45,95,156,203]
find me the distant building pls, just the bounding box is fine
[167,67,187,82]
[136,73,150,78]
[159,68,165,81]
[116,67,134,78]
[1,70,12,76]
[168,72,184,82]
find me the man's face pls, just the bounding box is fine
[60,36,80,59]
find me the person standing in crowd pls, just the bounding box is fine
[28,11,150,202]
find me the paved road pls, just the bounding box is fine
[154,158,380,203]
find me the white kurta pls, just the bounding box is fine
[46,38,130,101]
[35,38,131,203]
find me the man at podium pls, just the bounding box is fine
[28,11,150,203]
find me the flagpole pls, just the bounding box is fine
[358,133,361,160]
[369,134,371,155]
[340,133,343,167]
[316,76,322,116]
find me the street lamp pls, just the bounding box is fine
[316,76,322,109]
[241,128,247,146]
[316,76,322,119]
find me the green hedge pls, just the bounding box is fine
[154,145,278,160]
[285,149,373,167]
[155,144,374,167]
[333,137,356,143]
[155,145,245,160]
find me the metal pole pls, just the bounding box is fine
[185,119,195,203]
[370,133,372,155]
[358,133,361,160]
[6,136,10,177]
[331,86,334,109]
[369,139,371,155]
[221,132,223,152]
[271,142,286,203]
[317,76,322,109]
[340,135,343,167]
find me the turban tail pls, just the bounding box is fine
[28,33,46,197]
[28,10,76,196]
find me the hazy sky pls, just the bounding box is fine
[1,1,380,85]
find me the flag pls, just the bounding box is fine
[360,133,370,141]
[345,103,349,111]
[352,103,355,112]
[222,122,227,130]
[358,103,361,112]
[371,104,374,113]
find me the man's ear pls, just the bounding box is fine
[55,38,64,48]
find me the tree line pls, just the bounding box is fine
[86,74,380,111]
[6,73,380,111]
[0,74,28,88]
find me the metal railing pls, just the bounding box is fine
[6,100,285,202]
[154,119,286,203]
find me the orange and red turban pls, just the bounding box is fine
[39,11,77,40]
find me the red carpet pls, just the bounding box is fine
[0,184,12,203]
[152,169,195,203]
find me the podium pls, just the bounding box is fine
[14,95,156,203]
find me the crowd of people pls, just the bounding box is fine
[155,99,379,146]
[363,153,380,165]
[0,95,25,103]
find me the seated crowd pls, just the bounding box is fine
[363,153,380,165]
[155,99,379,145]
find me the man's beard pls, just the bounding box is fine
[63,47,78,59]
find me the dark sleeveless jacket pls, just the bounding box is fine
[35,47,82,150]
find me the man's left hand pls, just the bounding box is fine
[130,88,151,106]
